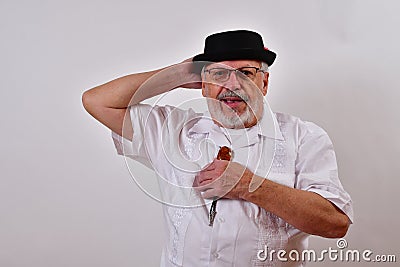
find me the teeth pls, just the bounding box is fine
[224,100,241,104]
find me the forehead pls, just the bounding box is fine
[206,60,262,69]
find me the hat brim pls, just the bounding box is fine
[192,48,276,73]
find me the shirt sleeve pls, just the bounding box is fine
[112,104,199,172]
[111,104,172,169]
[295,121,354,223]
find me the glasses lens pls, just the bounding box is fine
[206,67,260,82]
[209,68,230,82]
[238,67,257,80]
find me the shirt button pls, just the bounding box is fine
[213,252,220,259]
[218,217,225,223]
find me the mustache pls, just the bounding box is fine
[217,90,249,102]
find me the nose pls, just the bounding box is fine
[224,70,241,89]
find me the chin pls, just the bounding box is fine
[209,103,259,129]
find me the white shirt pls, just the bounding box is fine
[112,104,353,267]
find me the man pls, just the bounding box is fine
[82,30,353,267]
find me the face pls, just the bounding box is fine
[201,60,269,129]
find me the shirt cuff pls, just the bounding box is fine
[307,185,354,223]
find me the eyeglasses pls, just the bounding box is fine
[204,66,265,82]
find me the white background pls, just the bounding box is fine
[1,0,399,266]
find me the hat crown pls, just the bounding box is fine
[204,30,265,54]
[192,29,276,72]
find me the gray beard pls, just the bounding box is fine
[207,96,263,129]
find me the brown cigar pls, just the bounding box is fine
[209,146,232,226]
[217,146,232,161]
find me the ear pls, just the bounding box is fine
[201,81,206,96]
[262,72,269,96]
[200,71,206,96]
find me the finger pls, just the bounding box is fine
[194,182,215,194]
[193,173,218,190]
[195,177,219,191]
[192,174,200,187]
[195,170,214,183]
[202,160,217,171]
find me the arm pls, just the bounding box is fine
[241,173,350,238]
[82,59,201,139]
[195,160,350,238]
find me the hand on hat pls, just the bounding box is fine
[177,57,202,89]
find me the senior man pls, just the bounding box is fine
[82,30,353,267]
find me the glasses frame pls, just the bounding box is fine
[203,66,266,83]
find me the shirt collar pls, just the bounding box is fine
[258,103,284,141]
[188,103,284,141]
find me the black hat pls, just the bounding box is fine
[192,30,276,71]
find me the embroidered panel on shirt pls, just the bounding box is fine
[253,210,289,267]
[164,132,206,266]
[270,120,295,175]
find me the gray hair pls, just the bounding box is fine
[260,62,269,72]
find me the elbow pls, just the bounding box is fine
[335,217,350,238]
[82,90,92,113]
[324,214,351,238]
[82,89,99,115]
[330,224,349,239]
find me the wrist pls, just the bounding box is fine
[238,170,254,201]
